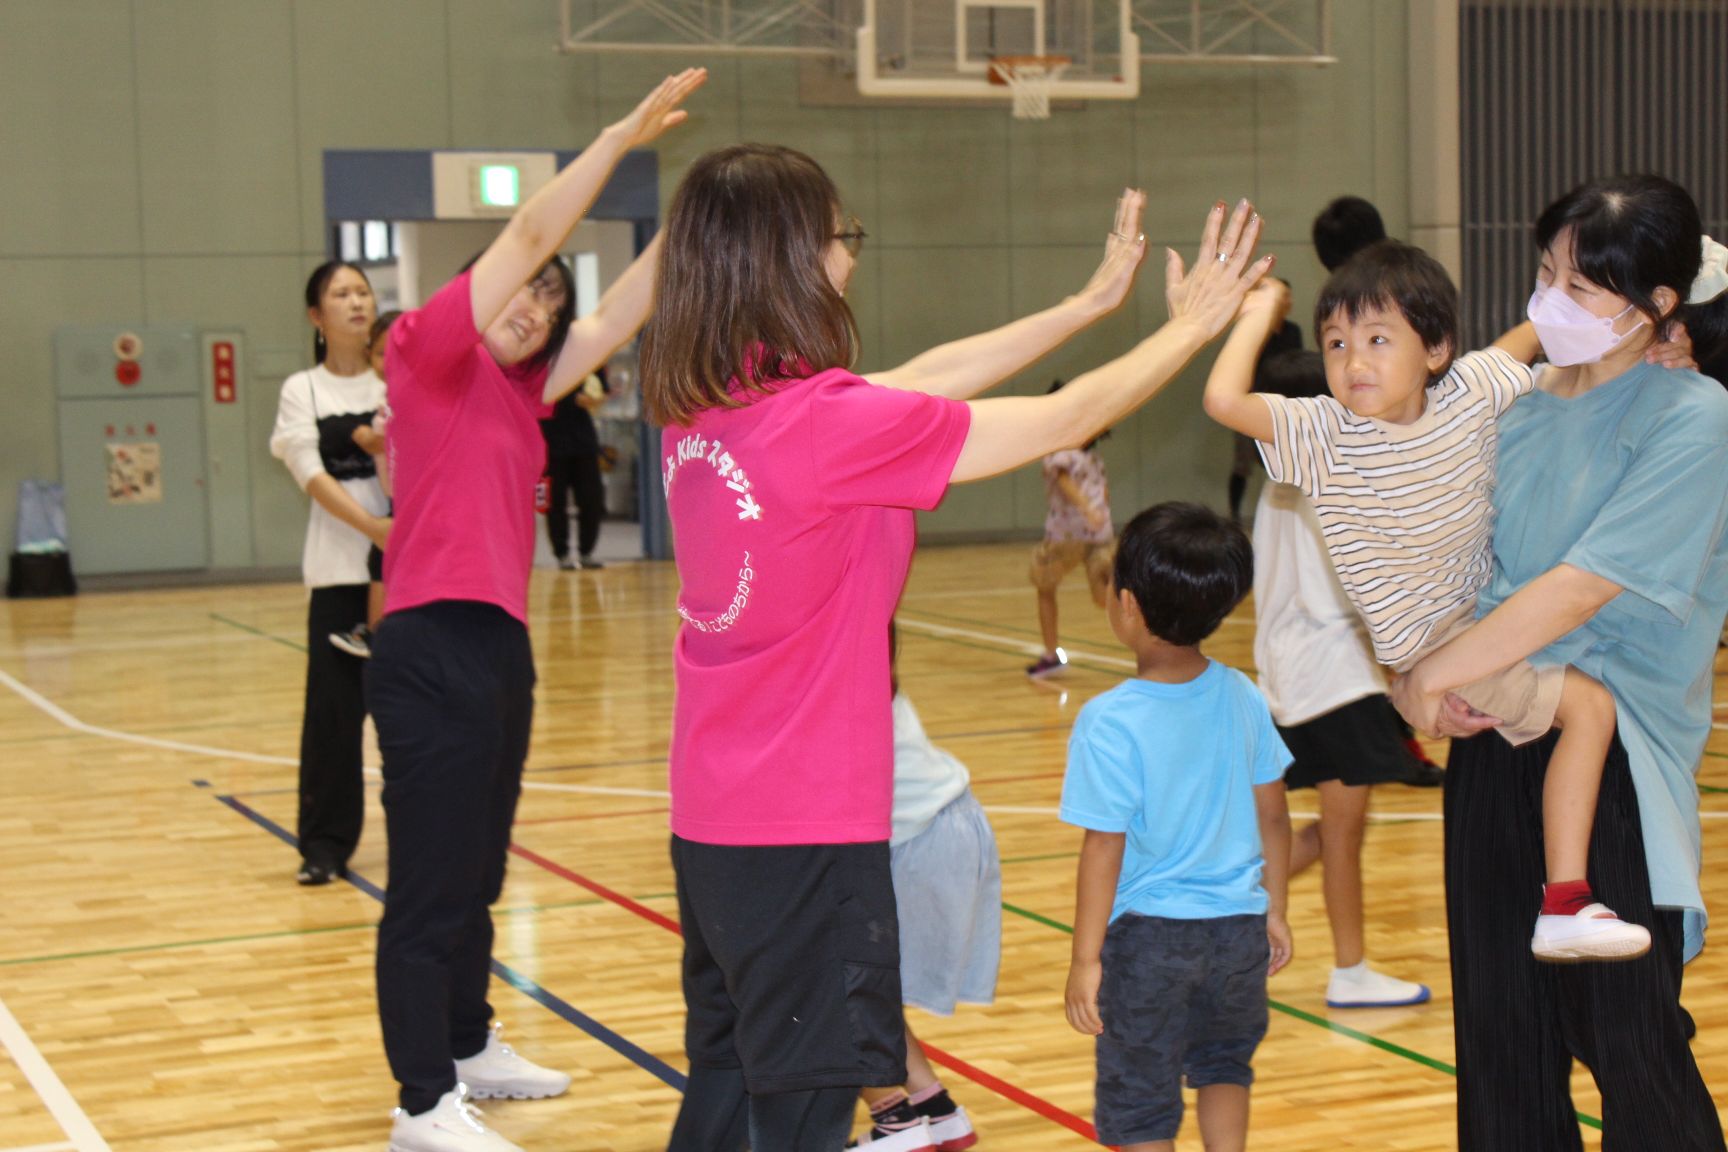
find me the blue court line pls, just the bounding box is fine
[212,793,686,1091]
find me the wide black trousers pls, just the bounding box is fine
[546,452,605,560]
[366,601,535,1114]
[297,583,370,870]
[1444,729,1723,1151]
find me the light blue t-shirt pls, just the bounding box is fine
[1059,661,1291,922]
[1484,362,1728,961]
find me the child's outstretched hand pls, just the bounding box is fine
[613,68,708,149]
[1073,190,1149,317]
[1237,277,1291,329]
[1065,957,1105,1036]
[1266,913,1293,976]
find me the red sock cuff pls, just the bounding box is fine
[869,1090,909,1116]
[1542,879,1594,916]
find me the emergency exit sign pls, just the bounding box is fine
[476,165,520,208]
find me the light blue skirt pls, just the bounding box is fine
[890,790,1002,1015]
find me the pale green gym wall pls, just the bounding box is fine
[0,0,1408,564]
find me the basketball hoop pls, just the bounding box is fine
[988,54,1071,120]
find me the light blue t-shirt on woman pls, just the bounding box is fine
[1059,661,1291,922]
[1485,362,1728,961]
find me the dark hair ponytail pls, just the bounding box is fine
[304,260,370,365]
[1534,174,1723,358]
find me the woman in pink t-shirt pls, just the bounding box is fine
[362,70,706,1152]
[642,144,1271,1152]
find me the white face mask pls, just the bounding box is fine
[1526,282,1646,367]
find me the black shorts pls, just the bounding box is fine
[1278,693,1417,790]
[367,544,385,583]
[1095,913,1268,1146]
[672,835,907,1096]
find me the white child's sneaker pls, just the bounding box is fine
[387,1086,523,1152]
[850,1116,938,1150]
[454,1023,572,1101]
[1531,904,1652,962]
[1325,962,1432,1009]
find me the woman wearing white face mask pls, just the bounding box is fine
[1392,174,1728,1150]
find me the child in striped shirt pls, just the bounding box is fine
[1202,240,1645,963]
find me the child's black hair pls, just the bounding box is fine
[1311,196,1387,272]
[1314,240,1460,380]
[369,309,403,350]
[1255,347,1328,400]
[1045,378,1110,450]
[1536,173,1728,363]
[1112,502,1253,647]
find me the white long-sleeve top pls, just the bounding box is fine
[269,365,388,588]
[1251,480,1387,726]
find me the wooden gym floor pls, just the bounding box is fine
[2,542,1726,1151]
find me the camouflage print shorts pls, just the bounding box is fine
[1093,913,1268,1146]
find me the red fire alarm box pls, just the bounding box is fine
[212,341,236,404]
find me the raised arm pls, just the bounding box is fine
[951,200,1272,484]
[1392,563,1622,736]
[867,192,1148,400]
[1202,277,1289,442]
[469,70,704,339]
[544,234,664,403]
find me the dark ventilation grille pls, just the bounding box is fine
[1459,0,1728,350]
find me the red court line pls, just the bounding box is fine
[508,843,683,935]
[507,839,1102,1146]
[514,806,670,827]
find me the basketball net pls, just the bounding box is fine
[989,56,1071,120]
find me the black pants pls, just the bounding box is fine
[546,452,604,560]
[297,583,369,870]
[668,837,906,1152]
[365,601,536,1115]
[1445,729,1723,1151]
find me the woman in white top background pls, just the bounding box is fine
[268,260,391,886]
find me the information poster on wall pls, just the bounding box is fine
[106,442,163,504]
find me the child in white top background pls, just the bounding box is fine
[1027,381,1115,680]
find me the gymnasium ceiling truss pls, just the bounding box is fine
[557,1,1336,66]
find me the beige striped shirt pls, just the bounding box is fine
[1256,347,1537,670]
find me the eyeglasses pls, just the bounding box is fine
[834,216,868,258]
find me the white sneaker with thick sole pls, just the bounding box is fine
[387,1086,523,1152]
[926,1105,978,1151]
[850,1117,938,1150]
[1531,904,1652,962]
[1325,963,1432,1009]
[454,1023,572,1101]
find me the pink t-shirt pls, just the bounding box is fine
[665,368,972,845]
[382,271,549,623]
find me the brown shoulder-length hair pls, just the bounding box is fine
[641,144,859,426]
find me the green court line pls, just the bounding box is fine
[1699,783,1728,795]
[997,899,1605,1129]
[210,612,307,653]
[0,894,655,969]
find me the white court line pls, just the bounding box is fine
[5,1142,79,1152]
[8,660,1727,822]
[0,995,110,1152]
[896,616,1138,670]
[0,667,297,768]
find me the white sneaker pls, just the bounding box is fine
[387,1086,523,1152]
[926,1105,977,1151]
[454,1023,571,1101]
[1325,962,1432,1008]
[1532,904,1652,962]
[850,1117,938,1150]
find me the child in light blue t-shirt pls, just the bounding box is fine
[1061,501,1292,1152]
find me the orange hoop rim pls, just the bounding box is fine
[986,54,1073,85]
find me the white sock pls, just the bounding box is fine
[1332,960,1369,980]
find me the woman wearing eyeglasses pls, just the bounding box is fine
[643,143,1273,1152]
[362,70,705,1152]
